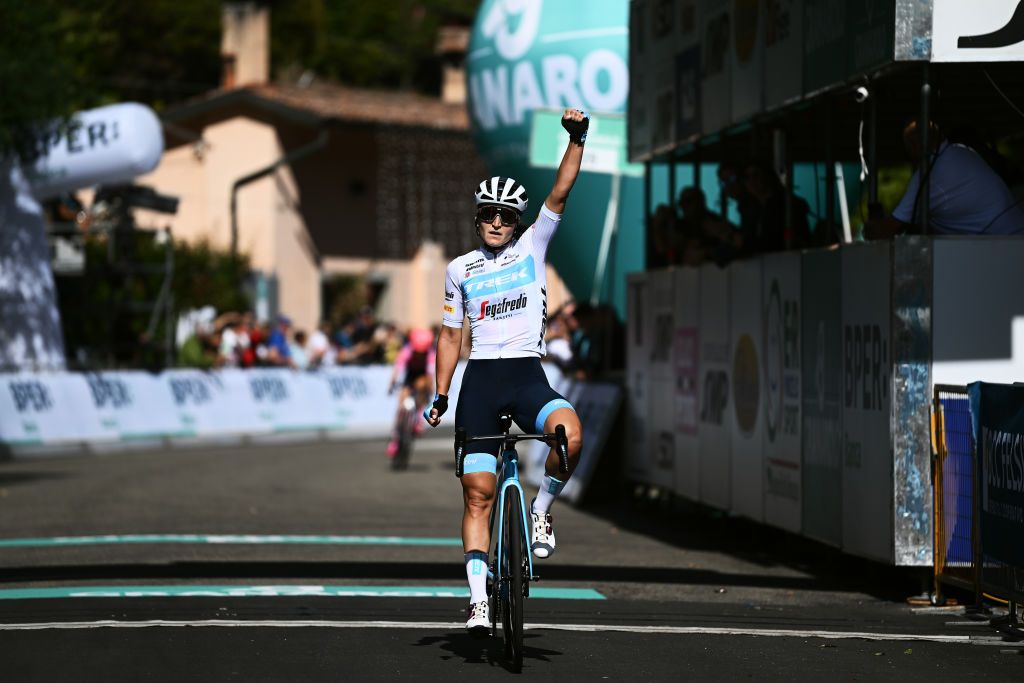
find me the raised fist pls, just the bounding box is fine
[561,109,589,145]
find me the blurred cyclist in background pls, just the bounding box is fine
[386,327,436,459]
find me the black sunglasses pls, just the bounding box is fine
[477,206,520,226]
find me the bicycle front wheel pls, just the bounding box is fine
[501,486,526,672]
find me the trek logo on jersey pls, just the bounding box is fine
[479,293,528,320]
[463,255,536,298]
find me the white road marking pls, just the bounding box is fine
[0,619,1017,645]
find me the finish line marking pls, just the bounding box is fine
[0,585,605,601]
[0,535,463,548]
[0,619,1015,646]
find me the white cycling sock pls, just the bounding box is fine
[465,550,488,603]
[532,475,565,514]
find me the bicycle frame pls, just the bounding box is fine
[454,416,569,587]
[492,443,534,585]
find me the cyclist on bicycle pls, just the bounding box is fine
[425,109,588,633]
[386,327,436,459]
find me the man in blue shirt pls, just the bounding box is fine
[866,121,1024,238]
[267,315,293,367]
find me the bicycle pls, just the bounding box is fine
[391,387,429,471]
[454,413,570,673]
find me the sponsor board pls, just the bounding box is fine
[698,263,731,510]
[626,273,652,483]
[971,382,1024,567]
[841,242,892,562]
[730,259,764,522]
[673,266,700,500]
[933,0,1024,62]
[801,249,843,547]
[762,253,801,533]
[0,373,108,445]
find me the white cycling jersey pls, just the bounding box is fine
[442,204,560,359]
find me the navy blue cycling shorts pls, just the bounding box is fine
[455,357,574,476]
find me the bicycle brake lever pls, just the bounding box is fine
[555,424,569,475]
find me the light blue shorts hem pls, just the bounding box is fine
[535,398,574,433]
[463,452,498,475]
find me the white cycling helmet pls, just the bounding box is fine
[474,176,529,214]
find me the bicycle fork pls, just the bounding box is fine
[489,450,536,594]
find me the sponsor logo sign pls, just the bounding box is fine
[733,334,760,437]
[972,382,1024,566]
[87,376,133,410]
[462,255,536,298]
[933,0,1024,61]
[9,381,53,413]
[479,293,528,320]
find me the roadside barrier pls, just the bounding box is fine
[970,382,1024,612]
[627,236,1024,566]
[931,382,1024,615]
[0,362,621,505]
[932,385,979,605]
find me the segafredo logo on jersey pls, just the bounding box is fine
[480,293,529,320]
[463,255,536,298]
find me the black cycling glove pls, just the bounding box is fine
[423,393,448,422]
[562,111,590,145]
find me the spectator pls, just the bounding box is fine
[718,160,761,243]
[866,120,1024,238]
[739,163,811,253]
[236,312,257,367]
[307,320,336,368]
[647,203,677,268]
[567,302,600,380]
[290,329,309,370]
[334,320,356,363]
[179,320,217,369]
[382,323,402,365]
[215,312,242,367]
[544,305,574,372]
[266,315,294,367]
[678,186,738,266]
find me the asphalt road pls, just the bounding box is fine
[0,437,1021,680]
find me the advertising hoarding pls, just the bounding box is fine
[626,273,652,482]
[800,248,843,546]
[698,263,731,509]
[730,0,766,123]
[647,268,677,489]
[764,0,804,110]
[762,252,801,533]
[932,0,1024,63]
[730,258,764,522]
[699,0,733,134]
[673,267,701,500]
[841,242,892,563]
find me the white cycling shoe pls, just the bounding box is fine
[466,600,489,636]
[530,499,556,558]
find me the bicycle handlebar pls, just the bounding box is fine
[454,426,569,478]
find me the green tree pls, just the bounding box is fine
[272,1,480,91]
[56,233,250,370]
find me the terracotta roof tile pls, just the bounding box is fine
[250,82,470,131]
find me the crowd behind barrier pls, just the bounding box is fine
[627,236,1024,567]
[933,383,1024,610]
[648,123,1024,273]
[0,360,623,506]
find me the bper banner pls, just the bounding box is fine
[970,382,1024,567]
[23,103,164,200]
